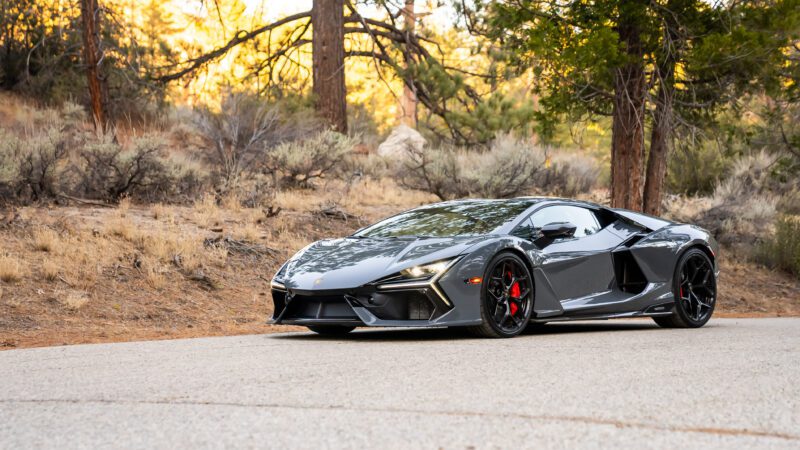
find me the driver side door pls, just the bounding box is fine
[520,205,622,302]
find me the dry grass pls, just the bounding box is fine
[151,203,174,222]
[105,214,137,240]
[193,193,222,229]
[41,259,60,281]
[143,258,168,289]
[0,255,24,283]
[221,192,243,211]
[61,291,89,311]
[31,227,60,252]
[341,178,434,216]
[236,222,262,242]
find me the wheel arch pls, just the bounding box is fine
[682,243,716,268]
[496,246,536,282]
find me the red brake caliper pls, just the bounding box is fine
[509,281,521,316]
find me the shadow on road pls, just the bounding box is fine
[270,320,660,342]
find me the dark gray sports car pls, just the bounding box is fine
[269,198,719,338]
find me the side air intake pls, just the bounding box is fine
[612,250,648,294]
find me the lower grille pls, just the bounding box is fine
[282,295,359,321]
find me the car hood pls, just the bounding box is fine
[281,236,486,291]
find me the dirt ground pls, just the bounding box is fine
[0,183,798,350]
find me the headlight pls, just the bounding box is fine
[400,259,453,279]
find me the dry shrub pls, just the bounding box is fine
[541,152,602,198]
[267,130,355,187]
[693,151,780,247]
[194,92,320,190]
[75,133,188,203]
[0,119,71,202]
[32,227,60,252]
[398,135,599,200]
[757,216,800,278]
[0,255,24,283]
[42,259,60,281]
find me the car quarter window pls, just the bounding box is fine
[528,205,602,238]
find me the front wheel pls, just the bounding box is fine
[654,248,716,328]
[468,252,534,338]
[307,325,356,335]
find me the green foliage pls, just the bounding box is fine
[401,57,537,145]
[442,92,536,145]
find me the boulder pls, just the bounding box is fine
[377,125,426,158]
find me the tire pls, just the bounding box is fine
[468,252,534,338]
[307,325,356,335]
[653,248,716,328]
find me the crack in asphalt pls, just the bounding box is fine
[2,398,797,442]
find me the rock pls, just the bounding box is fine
[377,125,426,158]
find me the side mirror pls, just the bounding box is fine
[539,221,577,239]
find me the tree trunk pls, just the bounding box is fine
[643,74,673,216]
[610,8,646,211]
[312,0,347,133]
[643,6,680,216]
[79,0,109,129]
[399,0,418,127]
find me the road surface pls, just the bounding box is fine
[1,318,798,449]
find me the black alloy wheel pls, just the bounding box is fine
[654,248,716,328]
[469,252,534,338]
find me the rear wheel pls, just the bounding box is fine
[307,325,356,335]
[654,248,716,328]
[468,252,534,338]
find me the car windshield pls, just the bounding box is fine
[354,201,532,238]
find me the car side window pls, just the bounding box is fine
[529,205,602,238]
[511,217,536,238]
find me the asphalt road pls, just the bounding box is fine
[1,318,798,449]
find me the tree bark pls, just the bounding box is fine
[643,7,680,216]
[312,0,347,133]
[399,0,418,127]
[643,69,673,216]
[610,9,646,211]
[79,0,109,129]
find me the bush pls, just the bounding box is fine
[0,114,74,202]
[540,151,601,197]
[667,140,734,196]
[194,92,320,190]
[693,151,780,246]
[398,135,599,200]
[756,216,800,278]
[0,130,22,201]
[74,133,204,203]
[266,131,356,188]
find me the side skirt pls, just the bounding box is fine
[530,307,674,323]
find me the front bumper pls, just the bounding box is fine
[268,284,480,327]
